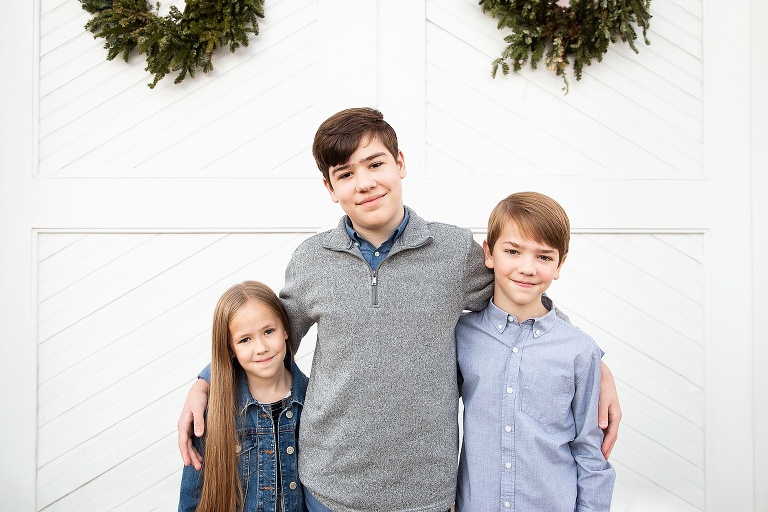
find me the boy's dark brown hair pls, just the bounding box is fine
[486,191,570,265]
[312,107,399,187]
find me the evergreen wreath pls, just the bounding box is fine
[80,0,265,88]
[480,0,651,93]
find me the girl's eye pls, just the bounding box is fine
[238,337,250,344]
[264,328,275,335]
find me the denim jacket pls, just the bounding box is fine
[179,360,308,512]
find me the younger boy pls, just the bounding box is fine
[178,110,621,512]
[456,192,615,512]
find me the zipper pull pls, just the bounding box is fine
[371,271,379,306]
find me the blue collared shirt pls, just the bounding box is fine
[455,297,615,512]
[344,207,410,270]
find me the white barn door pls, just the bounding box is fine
[1,0,765,511]
[378,1,758,511]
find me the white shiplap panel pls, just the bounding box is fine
[468,230,705,509]
[38,0,319,177]
[45,4,319,175]
[557,233,705,509]
[38,232,307,413]
[36,231,312,510]
[425,0,703,178]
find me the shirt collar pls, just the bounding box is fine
[483,295,558,338]
[235,359,306,414]
[343,206,410,248]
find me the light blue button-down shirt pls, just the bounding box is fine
[456,297,615,512]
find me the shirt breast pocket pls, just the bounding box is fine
[520,369,574,427]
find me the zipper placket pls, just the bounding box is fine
[371,270,378,306]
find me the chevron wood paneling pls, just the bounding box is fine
[425,0,703,178]
[470,230,705,510]
[556,232,705,511]
[38,0,320,176]
[36,231,313,511]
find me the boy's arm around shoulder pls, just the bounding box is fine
[571,341,616,512]
[553,298,621,457]
[279,238,320,353]
[178,417,206,511]
[461,234,494,311]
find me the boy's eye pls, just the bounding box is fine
[338,171,352,179]
[370,161,382,169]
[505,249,519,255]
[538,255,554,261]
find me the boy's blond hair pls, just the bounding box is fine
[486,191,570,265]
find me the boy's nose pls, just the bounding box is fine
[356,170,377,191]
[517,258,536,275]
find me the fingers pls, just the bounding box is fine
[601,399,623,459]
[178,410,195,467]
[178,378,210,469]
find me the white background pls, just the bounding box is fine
[1,0,767,510]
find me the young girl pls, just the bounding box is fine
[178,281,308,512]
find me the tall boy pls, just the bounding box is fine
[179,109,620,512]
[456,192,615,512]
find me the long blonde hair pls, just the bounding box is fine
[197,281,293,512]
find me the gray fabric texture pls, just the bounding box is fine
[280,208,493,512]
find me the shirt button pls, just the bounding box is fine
[504,502,510,508]
[285,410,293,419]
[505,425,512,432]
[354,242,359,247]
[286,446,295,455]
[289,481,298,490]
[512,347,518,353]
[374,251,380,257]
[505,462,512,469]
[535,329,541,336]
[498,324,504,330]
[507,387,514,394]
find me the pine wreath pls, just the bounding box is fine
[80,0,265,88]
[480,0,651,93]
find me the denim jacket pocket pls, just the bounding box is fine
[520,369,574,427]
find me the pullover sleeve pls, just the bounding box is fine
[279,243,315,354]
[461,235,494,312]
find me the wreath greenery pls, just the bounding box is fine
[80,0,264,88]
[480,0,651,93]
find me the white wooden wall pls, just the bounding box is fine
[1,0,766,510]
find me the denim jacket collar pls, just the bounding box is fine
[235,359,307,415]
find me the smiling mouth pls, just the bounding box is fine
[513,280,536,288]
[358,194,385,205]
[255,356,274,364]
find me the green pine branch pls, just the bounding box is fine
[480,0,651,93]
[80,0,265,88]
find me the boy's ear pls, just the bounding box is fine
[482,240,494,269]
[397,150,407,179]
[554,253,567,280]
[323,178,339,203]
